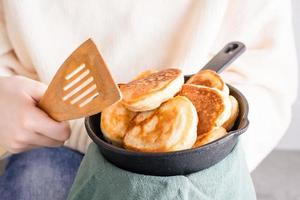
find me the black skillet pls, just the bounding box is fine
[85,41,248,176]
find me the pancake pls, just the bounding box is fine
[193,127,227,148]
[117,71,158,91]
[123,96,198,152]
[222,95,239,131]
[120,68,184,112]
[178,84,231,136]
[100,101,137,146]
[134,70,157,80]
[187,70,229,95]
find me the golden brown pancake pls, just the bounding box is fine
[100,101,137,146]
[133,70,157,80]
[222,95,239,131]
[178,84,231,136]
[123,96,198,152]
[117,71,157,93]
[120,68,184,112]
[193,127,227,148]
[187,70,228,94]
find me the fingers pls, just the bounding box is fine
[25,79,47,102]
[12,75,47,102]
[9,144,40,154]
[8,131,63,154]
[28,132,64,147]
[7,130,64,154]
[23,107,71,142]
[0,76,68,154]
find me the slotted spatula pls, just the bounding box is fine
[38,39,121,121]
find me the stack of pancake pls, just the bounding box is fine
[100,68,239,152]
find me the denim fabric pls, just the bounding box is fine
[0,147,83,200]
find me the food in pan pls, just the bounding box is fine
[180,70,239,146]
[193,127,227,148]
[133,70,157,80]
[101,101,137,146]
[192,95,239,147]
[119,68,184,112]
[186,69,229,95]
[124,96,198,152]
[222,95,239,131]
[100,68,239,152]
[178,84,232,136]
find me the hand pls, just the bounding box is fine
[0,76,71,153]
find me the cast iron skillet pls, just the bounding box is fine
[85,42,249,176]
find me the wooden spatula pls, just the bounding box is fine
[38,39,121,121]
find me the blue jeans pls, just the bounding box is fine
[0,147,83,200]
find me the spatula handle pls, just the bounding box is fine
[201,41,246,73]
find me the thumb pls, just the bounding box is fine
[21,77,47,102]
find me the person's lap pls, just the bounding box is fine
[68,142,256,200]
[0,143,256,200]
[0,147,83,200]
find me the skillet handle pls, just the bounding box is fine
[201,41,246,73]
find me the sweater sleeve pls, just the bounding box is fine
[0,2,92,155]
[216,0,298,171]
[64,119,92,154]
[0,1,18,158]
[0,1,17,77]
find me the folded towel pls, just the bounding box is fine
[68,141,256,200]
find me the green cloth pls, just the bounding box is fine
[68,142,256,200]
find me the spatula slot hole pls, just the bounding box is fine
[70,84,97,105]
[79,92,99,108]
[65,63,86,80]
[64,69,90,91]
[62,77,94,101]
